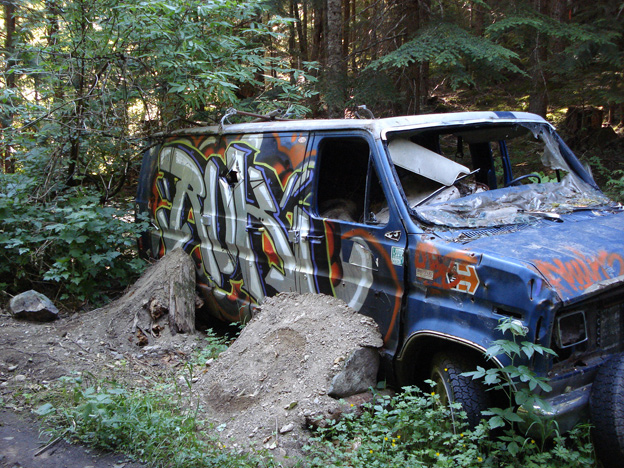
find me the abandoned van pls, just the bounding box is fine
[137,111,624,459]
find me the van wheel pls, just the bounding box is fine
[589,353,624,468]
[430,353,490,429]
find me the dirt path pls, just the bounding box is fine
[0,409,148,468]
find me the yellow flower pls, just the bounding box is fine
[478,457,483,462]
[384,437,388,441]
[460,433,464,437]
[435,452,440,457]
[397,435,401,439]
[392,443,396,447]
[431,391,436,396]
[444,368,448,371]
[350,404,355,407]
[369,449,373,454]
[531,439,535,444]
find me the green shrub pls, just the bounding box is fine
[0,173,147,303]
[304,386,596,467]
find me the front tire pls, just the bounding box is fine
[590,353,624,468]
[430,353,490,429]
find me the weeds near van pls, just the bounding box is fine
[303,386,596,467]
[463,318,558,440]
[30,332,275,468]
[26,322,597,468]
[34,374,274,468]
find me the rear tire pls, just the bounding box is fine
[590,353,624,468]
[430,353,490,429]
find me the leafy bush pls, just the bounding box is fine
[304,386,596,468]
[0,173,147,303]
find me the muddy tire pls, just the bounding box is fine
[590,353,624,468]
[430,353,490,428]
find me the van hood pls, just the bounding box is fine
[460,211,624,304]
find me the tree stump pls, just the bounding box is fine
[99,248,197,347]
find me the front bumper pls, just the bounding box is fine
[518,383,591,434]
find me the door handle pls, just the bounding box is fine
[246,224,265,234]
[303,234,324,244]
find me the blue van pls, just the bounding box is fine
[137,111,624,463]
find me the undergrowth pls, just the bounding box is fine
[303,387,596,468]
[0,173,147,304]
[28,321,598,468]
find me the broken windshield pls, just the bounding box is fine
[386,121,618,229]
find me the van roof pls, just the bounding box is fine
[157,111,549,140]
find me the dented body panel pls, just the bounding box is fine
[137,111,624,431]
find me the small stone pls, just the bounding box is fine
[13,375,27,382]
[279,423,294,434]
[8,365,17,372]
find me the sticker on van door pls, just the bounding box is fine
[391,247,404,266]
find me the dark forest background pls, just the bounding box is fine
[1,0,624,300]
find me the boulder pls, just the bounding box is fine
[9,290,59,322]
[328,346,380,398]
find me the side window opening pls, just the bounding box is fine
[316,137,387,224]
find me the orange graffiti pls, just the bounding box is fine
[324,221,344,288]
[415,243,480,295]
[262,231,284,273]
[533,249,623,295]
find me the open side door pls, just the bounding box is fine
[295,132,407,353]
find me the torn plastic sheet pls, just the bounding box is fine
[411,122,616,228]
[415,177,615,228]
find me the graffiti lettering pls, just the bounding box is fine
[533,249,624,295]
[149,133,381,321]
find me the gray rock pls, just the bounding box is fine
[9,290,59,322]
[328,347,379,398]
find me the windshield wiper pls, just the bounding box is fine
[414,168,480,208]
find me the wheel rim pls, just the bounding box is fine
[431,367,458,429]
[432,369,452,406]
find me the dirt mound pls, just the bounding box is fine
[195,292,383,461]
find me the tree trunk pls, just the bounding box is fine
[403,0,430,115]
[1,2,17,173]
[325,0,346,117]
[312,2,325,65]
[528,0,549,117]
[294,0,309,63]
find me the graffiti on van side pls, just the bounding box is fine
[149,134,378,321]
[414,243,480,295]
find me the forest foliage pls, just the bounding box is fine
[1,0,624,300]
